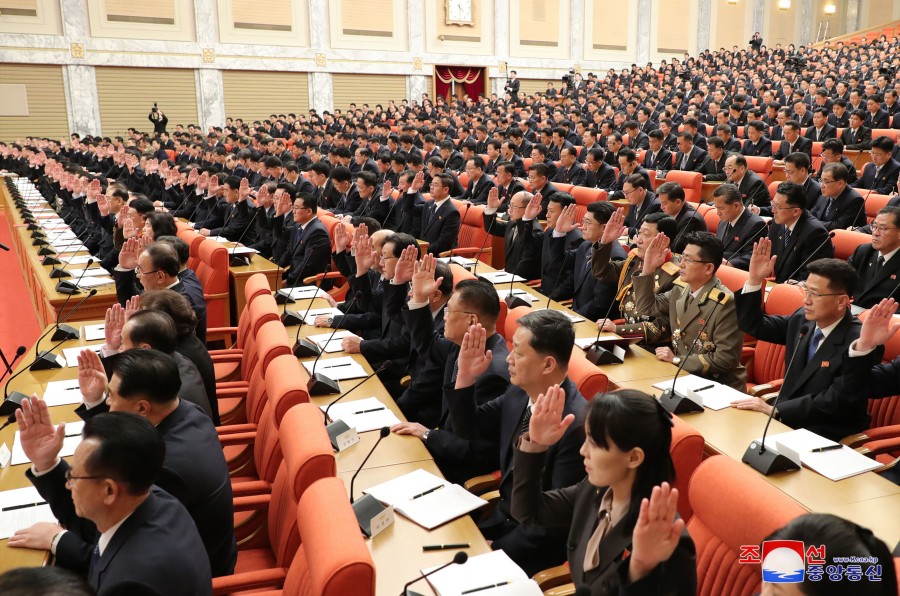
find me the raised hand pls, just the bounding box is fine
[208,174,221,196]
[354,231,376,273]
[334,222,350,253]
[239,177,251,200]
[77,349,108,404]
[555,203,580,234]
[747,237,775,286]
[104,303,125,351]
[628,482,685,583]
[274,194,291,217]
[601,208,627,244]
[382,180,392,199]
[118,237,141,270]
[124,295,141,320]
[454,324,493,388]
[87,179,101,201]
[487,186,502,211]
[523,191,542,220]
[97,194,110,216]
[122,216,137,239]
[138,233,152,249]
[197,171,209,191]
[412,170,425,192]
[187,168,199,186]
[857,298,900,352]
[411,252,442,302]
[528,384,576,447]
[640,232,670,275]
[116,204,129,228]
[14,397,66,473]
[394,244,419,286]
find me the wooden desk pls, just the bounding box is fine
[819,494,900,548]
[701,181,722,201]
[217,241,282,326]
[339,461,492,596]
[771,163,786,182]
[844,149,872,168]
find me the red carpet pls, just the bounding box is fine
[0,211,41,372]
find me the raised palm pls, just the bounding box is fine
[528,385,575,447]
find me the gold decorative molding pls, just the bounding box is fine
[498,61,507,74]
[573,64,582,74]
[413,57,422,71]
[315,53,326,67]
[70,43,85,59]
[202,47,215,63]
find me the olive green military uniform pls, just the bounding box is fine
[591,241,680,344]
[633,274,747,391]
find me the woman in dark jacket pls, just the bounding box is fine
[511,388,696,595]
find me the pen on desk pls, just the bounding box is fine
[693,385,715,392]
[353,407,385,415]
[423,543,470,551]
[461,581,511,594]
[322,362,354,369]
[810,444,843,453]
[411,485,445,500]
[2,501,47,512]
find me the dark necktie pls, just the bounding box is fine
[518,404,533,439]
[292,225,304,247]
[874,255,886,277]
[783,227,791,249]
[806,328,824,364]
[825,199,835,220]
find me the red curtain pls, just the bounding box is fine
[434,66,484,101]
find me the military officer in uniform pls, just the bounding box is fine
[632,230,748,391]
[592,211,680,345]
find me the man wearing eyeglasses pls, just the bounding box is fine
[483,189,543,281]
[766,182,834,283]
[272,190,331,287]
[621,174,660,237]
[733,250,869,441]
[815,139,858,185]
[848,206,900,309]
[810,162,867,231]
[850,135,900,196]
[779,152,822,211]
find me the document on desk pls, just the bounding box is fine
[575,335,620,349]
[82,324,106,341]
[0,486,57,539]
[424,550,541,595]
[496,289,538,303]
[533,308,586,324]
[302,356,368,380]
[306,330,361,353]
[62,344,103,368]
[301,307,344,326]
[55,244,88,254]
[65,267,109,278]
[651,375,738,410]
[363,469,487,530]
[758,429,882,481]
[12,421,85,466]
[76,276,115,289]
[59,255,95,266]
[437,256,477,268]
[42,378,84,407]
[319,396,400,432]
[228,246,259,256]
[276,286,330,301]
[477,271,525,284]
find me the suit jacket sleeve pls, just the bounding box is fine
[428,209,461,255]
[26,461,101,550]
[843,349,900,400]
[632,273,672,320]
[446,384,505,440]
[727,219,766,269]
[509,447,579,529]
[734,288,791,343]
[296,226,332,282]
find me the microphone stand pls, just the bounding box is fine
[783,231,836,282]
[0,346,26,382]
[227,204,259,267]
[501,216,531,309]
[400,552,469,596]
[56,256,94,297]
[587,279,626,365]
[350,427,392,537]
[292,273,333,356]
[306,292,364,396]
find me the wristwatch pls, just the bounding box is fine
[672,357,681,365]
[422,429,431,444]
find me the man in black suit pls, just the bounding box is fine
[624,121,650,150]
[538,193,583,302]
[272,190,332,286]
[553,146,587,186]
[603,133,624,167]
[642,130,673,172]
[526,162,558,218]
[658,181,707,253]
[439,140,465,172]
[865,96,890,129]
[701,136,729,181]
[393,274,511,484]
[492,161,526,209]
[609,149,652,199]
[774,120,813,161]
[200,175,257,243]
[550,201,627,320]
[500,141,528,178]
[781,152,822,211]
[840,110,873,150]
[16,407,213,595]
[712,183,767,270]
[386,170,426,235]
[584,147,617,190]
[483,189,543,281]
[851,135,900,196]
[673,132,709,172]
[804,108,837,142]
[792,100,814,128]
[848,206,900,309]
[733,254,871,441]
[811,163,867,231]
[622,173,661,237]
[816,138,859,185]
[346,171,392,226]
[420,172,461,255]
[716,124,742,153]
[741,121,773,157]
[725,153,772,214]
[530,143,558,181]
[457,156,495,205]
[448,309,586,575]
[766,182,834,283]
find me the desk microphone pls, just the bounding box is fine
[323,359,392,426]
[741,329,808,475]
[349,426,393,537]
[0,346,26,381]
[848,185,878,232]
[53,258,95,337]
[472,205,500,277]
[55,257,94,296]
[227,205,259,267]
[45,226,78,275]
[350,426,390,504]
[170,184,193,215]
[290,273,331,339]
[307,292,364,396]
[658,291,725,414]
[587,280,624,365]
[400,552,468,596]
[543,242,573,310]
[783,231,835,282]
[722,220,770,262]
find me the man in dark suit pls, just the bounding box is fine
[672,132,709,172]
[538,193,583,302]
[386,171,426,236]
[716,124,742,153]
[865,96,890,129]
[448,309,586,575]
[553,146,588,186]
[550,201,627,320]
[642,130,673,172]
[811,163,867,231]
[483,189,543,281]
[393,276,511,484]
[766,182,834,283]
[840,110,873,150]
[603,133,625,167]
[526,162,558,218]
[16,405,213,595]
[848,206,900,309]
[658,181,707,254]
[492,162,526,210]
[500,141,528,178]
[700,136,729,181]
[457,156,495,205]
[712,183,767,270]
[622,174,661,237]
[624,121,650,150]
[201,175,257,243]
[804,108,837,142]
[774,121,813,160]
[583,147,617,190]
[346,171,392,226]
[609,149,652,199]
[851,135,900,196]
[272,190,331,286]
[741,121,773,157]
[816,139,859,185]
[733,254,871,441]
[420,172,461,255]
[780,152,823,211]
[725,153,772,214]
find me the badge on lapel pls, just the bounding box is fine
[892,275,897,280]
[821,361,830,368]
[734,237,740,242]
[622,548,631,561]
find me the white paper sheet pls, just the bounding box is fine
[0,486,57,539]
[301,308,344,326]
[424,550,539,596]
[62,344,103,368]
[12,421,84,466]
[306,330,361,353]
[82,324,106,341]
[320,396,401,432]
[42,378,84,407]
[477,271,525,284]
[495,289,538,303]
[302,356,368,380]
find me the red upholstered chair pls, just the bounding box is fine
[744,283,805,394]
[442,202,493,264]
[449,263,476,287]
[195,238,231,328]
[570,186,606,222]
[663,171,703,203]
[502,305,532,347]
[698,203,720,234]
[688,455,805,596]
[209,293,280,384]
[669,416,704,521]
[872,129,900,143]
[745,156,774,179]
[832,229,872,261]
[177,228,204,270]
[567,348,608,399]
[865,194,893,223]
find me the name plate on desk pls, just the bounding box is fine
[327,419,360,452]
[369,504,395,538]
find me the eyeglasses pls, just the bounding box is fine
[771,203,799,212]
[134,267,159,277]
[870,224,898,233]
[446,308,476,316]
[798,281,845,299]
[680,256,712,265]
[65,470,102,485]
[820,178,837,185]
[622,187,641,195]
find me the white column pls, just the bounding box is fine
[407,76,430,102]
[492,0,511,98]
[309,72,334,113]
[636,0,652,64]
[798,0,815,45]
[752,0,765,38]
[63,65,102,136]
[193,0,218,46]
[196,70,226,131]
[407,0,427,101]
[308,0,332,112]
[845,0,861,33]
[697,0,712,52]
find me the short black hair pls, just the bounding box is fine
[806,258,857,296]
[435,261,454,299]
[783,152,811,171]
[0,564,95,596]
[516,309,574,369]
[108,349,181,405]
[384,232,418,257]
[154,235,190,267]
[331,165,352,183]
[656,181,685,202]
[549,191,576,208]
[643,212,678,239]
[877,205,900,228]
[455,279,501,326]
[146,212,177,239]
[82,412,165,496]
[684,231,724,273]
[822,162,850,182]
[712,183,742,205]
[775,181,806,210]
[706,136,724,149]
[125,310,178,354]
[297,192,318,211]
[586,200,616,224]
[143,243,180,277]
[871,135,896,153]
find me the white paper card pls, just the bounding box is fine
[302,308,344,326]
[534,308,585,323]
[83,324,106,342]
[477,271,525,284]
[62,345,103,368]
[575,335,619,349]
[12,421,85,466]
[59,255,94,266]
[320,397,401,432]
[42,379,84,407]
[76,276,114,288]
[277,286,331,300]
[335,427,360,451]
[227,246,259,255]
[64,268,109,278]
[303,355,368,380]
[0,443,10,468]
[369,505,395,538]
[307,330,361,353]
[758,429,882,481]
[424,550,539,596]
[0,486,57,540]
[496,289,538,303]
